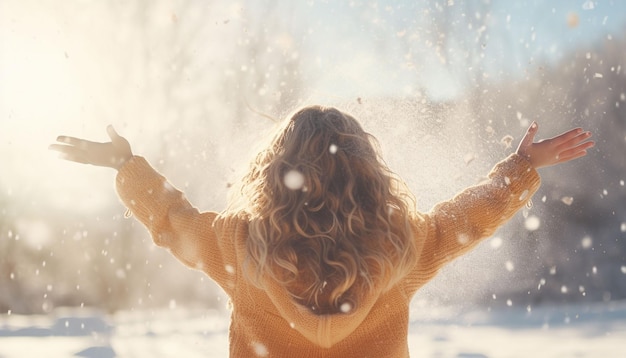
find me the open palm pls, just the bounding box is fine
[516,122,595,169]
[49,125,133,169]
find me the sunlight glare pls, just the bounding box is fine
[0,2,111,212]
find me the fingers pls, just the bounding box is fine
[48,143,69,153]
[547,127,584,142]
[551,127,585,144]
[520,121,538,148]
[50,126,128,168]
[48,143,89,164]
[48,142,81,155]
[554,138,595,164]
[562,138,595,156]
[556,129,595,155]
[540,126,594,152]
[49,135,97,163]
[555,130,593,152]
[56,125,121,147]
[555,148,589,164]
[107,125,121,142]
[516,122,540,160]
[54,136,96,148]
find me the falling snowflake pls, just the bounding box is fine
[519,189,529,201]
[538,278,546,290]
[500,135,514,149]
[252,341,269,357]
[464,153,475,165]
[582,0,595,10]
[340,302,352,313]
[283,170,305,190]
[490,237,503,249]
[524,215,540,231]
[457,233,470,245]
[505,261,515,272]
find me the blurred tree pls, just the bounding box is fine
[471,32,626,307]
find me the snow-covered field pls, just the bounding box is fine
[1,301,625,358]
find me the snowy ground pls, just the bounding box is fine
[1,301,625,358]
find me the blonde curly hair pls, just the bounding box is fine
[237,105,417,314]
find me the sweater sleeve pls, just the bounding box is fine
[404,153,541,293]
[114,156,237,295]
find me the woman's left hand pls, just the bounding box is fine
[516,121,595,169]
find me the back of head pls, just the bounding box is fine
[240,105,417,314]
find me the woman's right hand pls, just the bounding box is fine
[49,125,133,170]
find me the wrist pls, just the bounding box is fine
[113,154,133,170]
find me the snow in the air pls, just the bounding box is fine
[2,0,626,357]
[283,170,305,191]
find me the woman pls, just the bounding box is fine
[50,105,594,357]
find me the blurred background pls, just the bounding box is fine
[1,0,625,317]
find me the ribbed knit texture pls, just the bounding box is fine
[115,153,540,358]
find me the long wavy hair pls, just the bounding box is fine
[237,105,417,314]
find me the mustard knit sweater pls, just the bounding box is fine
[115,153,540,358]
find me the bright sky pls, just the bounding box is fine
[1,1,125,213]
[1,0,625,214]
[300,0,626,99]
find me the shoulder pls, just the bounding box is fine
[214,210,251,236]
[406,211,428,233]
